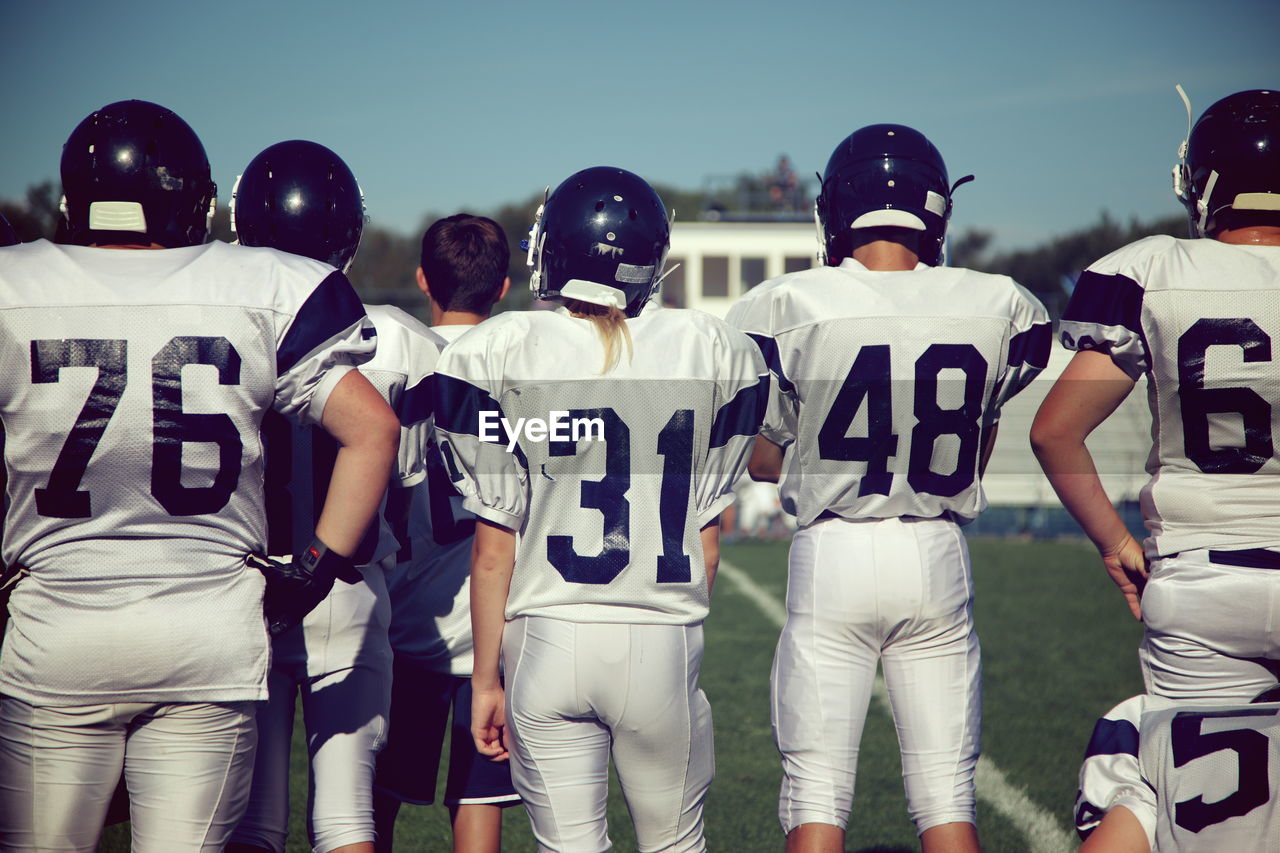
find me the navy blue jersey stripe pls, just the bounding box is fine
[434,373,501,437]
[434,373,528,468]
[710,376,770,449]
[746,333,794,394]
[399,374,434,426]
[277,271,368,375]
[1083,716,1139,760]
[1062,271,1144,334]
[1009,322,1052,369]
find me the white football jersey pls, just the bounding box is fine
[433,303,768,625]
[1077,694,1280,852]
[1061,236,1280,558]
[727,258,1050,527]
[385,323,479,674]
[0,239,374,705]
[262,303,441,566]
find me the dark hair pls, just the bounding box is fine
[420,214,510,314]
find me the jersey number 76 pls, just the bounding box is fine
[31,336,242,519]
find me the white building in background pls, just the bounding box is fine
[664,219,1153,530]
[660,221,819,315]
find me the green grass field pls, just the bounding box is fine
[101,536,1144,852]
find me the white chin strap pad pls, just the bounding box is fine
[89,201,147,233]
[560,279,627,310]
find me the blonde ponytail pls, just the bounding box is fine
[565,298,633,373]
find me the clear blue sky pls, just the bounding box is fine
[2,0,1274,249]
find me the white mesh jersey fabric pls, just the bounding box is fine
[1143,700,1280,852]
[387,324,479,674]
[433,304,768,626]
[1061,236,1280,556]
[0,239,374,704]
[728,258,1050,527]
[261,303,443,568]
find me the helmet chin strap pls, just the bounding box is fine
[1172,84,1197,232]
[523,188,550,297]
[1197,170,1219,236]
[813,171,828,265]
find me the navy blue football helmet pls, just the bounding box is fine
[526,167,670,317]
[60,100,216,248]
[232,140,365,273]
[816,124,970,266]
[1175,89,1280,237]
[0,212,17,247]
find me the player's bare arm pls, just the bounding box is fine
[470,518,516,761]
[1031,349,1147,619]
[978,423,1000,478]
[315,369,401,557]
[1078,806,1150,853]
[747,435,784,483]
[701,520,721,594]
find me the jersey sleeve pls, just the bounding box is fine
[697,328,771,526]
[1075,696,1158,847]
[274,270,376,425]
[726,292,798,446]
[991,282,1052,415]
[1059,242,1152,381]
[363,305,445,488]
[432,329,530,531]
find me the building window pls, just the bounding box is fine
[740,257,766,292]
[661,257,686,307]
[702,256,729,298]
[784,255,812,274]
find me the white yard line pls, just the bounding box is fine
[717,560,1076,853]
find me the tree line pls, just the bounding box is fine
[1,181,1186,321]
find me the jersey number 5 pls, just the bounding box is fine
[1171,707,1276,833]
[31,336,243,519]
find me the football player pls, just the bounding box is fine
[1075,686,1280,852]
[1031,89,1280,702]
[0,101,397,852]
[224,140,438,853]
[371,214,522,853]
[727,125,1050,853]
[433,167,768,852]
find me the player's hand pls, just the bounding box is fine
[1099,533,1148,621]
[471,683,510,762]
[248,538,357,636]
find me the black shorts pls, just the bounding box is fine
[373,655,520,807]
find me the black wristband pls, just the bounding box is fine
[298,537,361,584]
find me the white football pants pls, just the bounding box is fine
[1139,549,1280,702]
[502,617,714,853]
[0,697,256,853]
[229,562,392,853]
[772,515,981,835]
